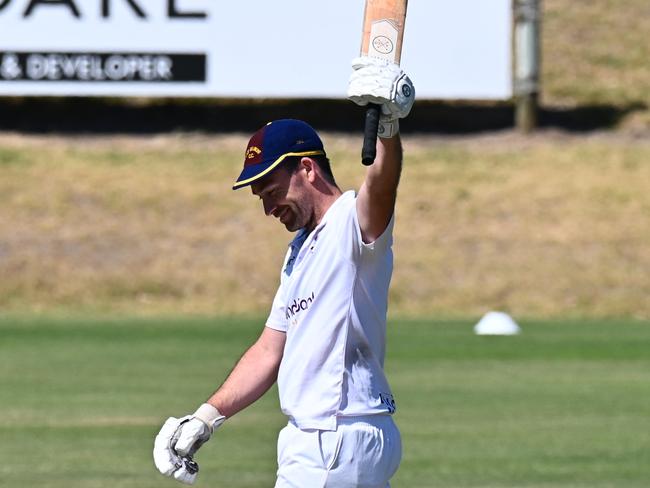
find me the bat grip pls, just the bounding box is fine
[361,103,381,166]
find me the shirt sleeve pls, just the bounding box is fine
[265,281,288,332]
[357,210,395,255]
[342,193,395,261]
[265,247,292,332]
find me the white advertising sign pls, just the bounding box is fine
[0,0,512,99]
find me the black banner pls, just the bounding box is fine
[0,52,206,82]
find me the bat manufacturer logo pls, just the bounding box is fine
[371,35,394,55]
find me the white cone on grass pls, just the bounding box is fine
[474,311,521,336]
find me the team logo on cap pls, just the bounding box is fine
[246,146,262,160]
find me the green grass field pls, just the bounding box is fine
[1,316,648,488]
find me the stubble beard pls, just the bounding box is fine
[278,206,300,232]
[280,203,313,233]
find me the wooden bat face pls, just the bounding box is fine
[361,0,408,65]
[358,0,409,165]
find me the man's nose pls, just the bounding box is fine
[263,198,275,216]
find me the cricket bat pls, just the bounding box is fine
[359,0,408,165]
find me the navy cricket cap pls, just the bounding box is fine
[233,119,326,190]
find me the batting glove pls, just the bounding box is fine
[347,56,415,138]
[153,403,226,485]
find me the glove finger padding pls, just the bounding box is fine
[153,416,188,476]
[347,57,399,106]
[347,56,415,122]
[154,416,204,485]
[173,417,212,457]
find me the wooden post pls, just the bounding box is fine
[514,0,541,132]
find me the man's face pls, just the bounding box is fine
[251,166,312,232]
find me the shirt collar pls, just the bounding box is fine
[288,190,354,250]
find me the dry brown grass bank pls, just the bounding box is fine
[0,132,648,318]
[543,0,650,129]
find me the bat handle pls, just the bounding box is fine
[361,103,381,166]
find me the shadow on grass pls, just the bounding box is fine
[0,97,645,134]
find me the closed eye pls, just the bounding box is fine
[264,188,281,199]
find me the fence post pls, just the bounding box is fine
[514,0,541,132]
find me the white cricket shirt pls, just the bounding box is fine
[266,191,396,431]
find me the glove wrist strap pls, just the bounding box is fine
[378,119,399,138]
[193,403,226,432]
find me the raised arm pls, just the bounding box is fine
[357,135,403,243]
[347,56,415,243]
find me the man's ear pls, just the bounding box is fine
[300,157,317,183]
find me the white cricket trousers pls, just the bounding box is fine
[274,415,401,488]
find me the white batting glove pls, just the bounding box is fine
[347,56,415,137]
[153,404,226,485]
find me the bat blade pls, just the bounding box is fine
[359,0,408,165]
[361,0,408,64]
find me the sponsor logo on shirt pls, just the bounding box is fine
[285,291,315,320]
